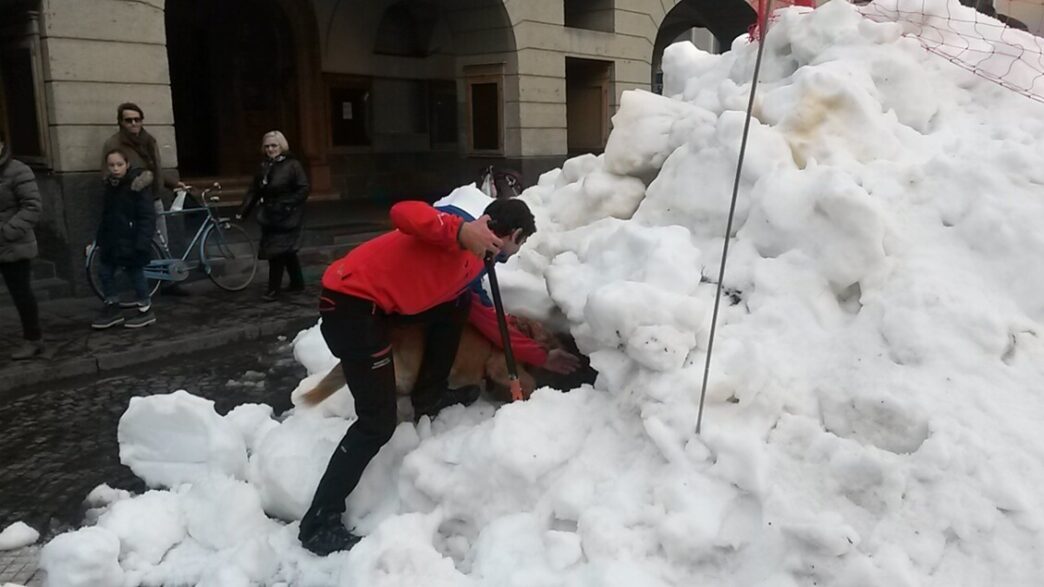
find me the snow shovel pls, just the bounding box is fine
[484,257,524,402]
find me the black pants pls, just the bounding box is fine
[298,288,470,540]
[0,259,42,341]
[267,251,303,292]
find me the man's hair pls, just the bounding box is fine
[117,102,144,122]
[483,199,536,239]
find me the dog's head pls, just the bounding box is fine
[509,315,560,351]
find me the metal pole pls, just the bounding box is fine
[696,0,774,435]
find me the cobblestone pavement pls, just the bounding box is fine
[0,333,308,585]
[0,279,322,393]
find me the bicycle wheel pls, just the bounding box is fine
[86,241,165,303]
[200,221,258,291]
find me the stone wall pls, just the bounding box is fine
[36,0,177,293]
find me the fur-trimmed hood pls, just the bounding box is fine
[131,170,153,192]
[105,168,153,192]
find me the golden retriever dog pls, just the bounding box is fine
[297,315,560,407]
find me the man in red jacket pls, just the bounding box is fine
[299,198,536,556]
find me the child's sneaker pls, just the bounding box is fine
[125,304,156,328]
[92,304,125,329]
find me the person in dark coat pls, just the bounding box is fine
[0,130,45,359]
[92,149,157,330]
[101,103,188,241]
[236,130,309,302]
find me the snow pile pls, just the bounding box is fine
[861,0,1044,99]
[0,522,39,551]
[40,1,1044,585]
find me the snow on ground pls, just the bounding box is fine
[0,522,39,551]
[38,1,1044,585]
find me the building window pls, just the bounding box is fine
[327,76,372,147]
[566,57,612,155]
[564,0,615,33]
[465,65,503,154]
[0,11,49,165]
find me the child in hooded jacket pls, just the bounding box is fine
[92,148,157,329]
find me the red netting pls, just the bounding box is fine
[859,0,1044,102]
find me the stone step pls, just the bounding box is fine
[181,175,342,208]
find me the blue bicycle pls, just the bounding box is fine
[86,184,258,300]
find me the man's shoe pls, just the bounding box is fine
[262,290,279,302]
[92,304,125,329]
[301,524,362,556]
[125,307,156,328]
[413,385,481,421]
[10,340,45,360]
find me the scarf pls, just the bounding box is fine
[119,128,159,173]
[260,154,287,188]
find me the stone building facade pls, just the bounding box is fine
[0,0,757,295]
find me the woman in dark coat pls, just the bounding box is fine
[236,130,309,302]
[92,149,157,329]
[0,130,45,359]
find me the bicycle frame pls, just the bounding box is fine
[145,189,230,281]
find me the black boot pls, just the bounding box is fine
[412,385,481,421]
[299,510,362,556]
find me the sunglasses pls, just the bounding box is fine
[122,117,143,124]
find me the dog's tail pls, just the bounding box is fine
[298,362,346,406]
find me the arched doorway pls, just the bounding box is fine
[651,0,758,91]
[166,0,320,180]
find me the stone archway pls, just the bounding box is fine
[651,0,758,90]
[165,0,326,186]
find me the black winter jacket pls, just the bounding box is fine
[239,154,309,259]
[96,168,156,267]
[239,154,309,232]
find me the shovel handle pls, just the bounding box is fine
[485,257,524,402]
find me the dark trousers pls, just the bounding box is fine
[97,260,150,305]
[298,288,470,540]
[267,252,303,292]
[0,259,42,341]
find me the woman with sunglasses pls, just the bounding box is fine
[236,130,310,301]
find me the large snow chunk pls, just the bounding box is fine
[247,413,350,521]
[39,527,124,587]
[96,490,185,568]
[118,390,248,488]
[224,403,279,455]
[0,521,39,550]
[604,89,716,179]
[182,476,275,550]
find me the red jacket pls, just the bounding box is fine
[322,201,484,315]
